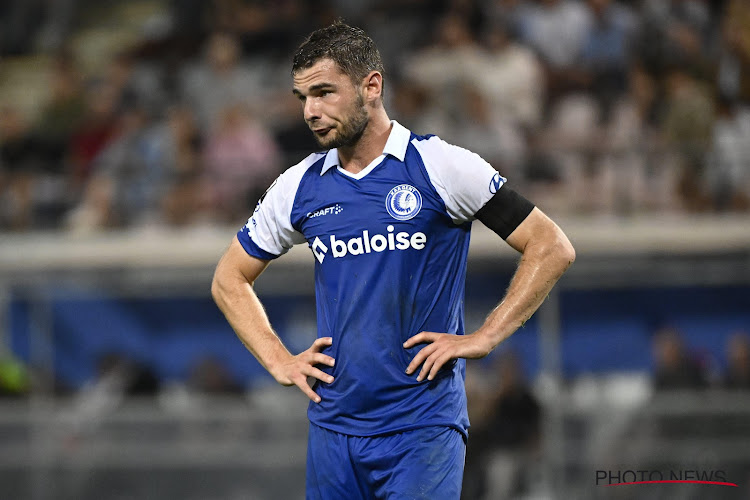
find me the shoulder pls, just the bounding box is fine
[254,151,326,214]
[407,134,501,223]
[274,152,327,193]
[284,151,326,178]
[409,133,492,175]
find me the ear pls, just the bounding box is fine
[362,71,383,103]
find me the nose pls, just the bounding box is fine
[304,97,320,123]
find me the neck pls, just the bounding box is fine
[337,110,392,174]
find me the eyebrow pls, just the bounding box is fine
[292,82,336,96]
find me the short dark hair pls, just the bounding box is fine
[292,21,385,90]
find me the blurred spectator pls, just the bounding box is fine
[0,106,37,230]
[660,64,716,212]
[365,0,437,67]
[94,352,160,397]
[272,100,323,159]
[159,106,205,227]
[725,331,750,389]
[534,92,604,213]
[579,0,638,120]
[202,105,282,223]
[462,350,541,500]
[0,0,46,55]
[69,103,206,231]
[717,0,750,105]
[188,355,244,395]
[445,83,528,177]
[34,50,86,172]
[516,130,569,214]
[168,0,212,40]
[476,19,545,129]
[180,32,269,132]
[1,0,749,232]
[68,81,120,189]
[705,95,750,211]
[638,0,713,74]
[211,0,278,54]
[29,50,86,227]
[218,0,337,58]
[389,79,448,138]
[102,51,171,118]
[517,0,592,70]
[67,106,159,230]
[401,12,485,110]
[69,108,153,231]
[605,64,681,214]
[652,327,708,390]
[484,0,532,37]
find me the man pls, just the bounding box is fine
[211,21,575,500]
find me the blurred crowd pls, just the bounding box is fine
[458,328,750,498]
[652,327,750,390]
[1,0,750,232]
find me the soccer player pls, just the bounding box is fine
[211,21,575,500]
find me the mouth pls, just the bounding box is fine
[312,127,332,136]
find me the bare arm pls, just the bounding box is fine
[404,208,575,381]
[211,237,335,402]
[475,207,575,348]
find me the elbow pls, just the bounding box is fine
[211,270,230,308]
[554,233,576,272]
[211,275,223,306]
[535,228,575,273]
[211,263,256,310]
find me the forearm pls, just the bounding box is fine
[211,270,292,379]
[475,230,575,351]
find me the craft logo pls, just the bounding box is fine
[385,184,422,221]
[595,469,737,487]
[307,204,343,219]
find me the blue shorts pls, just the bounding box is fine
[306,423,466,500]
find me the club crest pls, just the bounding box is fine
[385,184,422,221]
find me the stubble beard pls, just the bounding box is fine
[313,94,369,150]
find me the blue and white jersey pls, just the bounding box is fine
[237,121,506,438]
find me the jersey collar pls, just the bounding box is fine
[320,120,410,175]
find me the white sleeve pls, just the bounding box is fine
[237,155,316,258]
[411,136,506,223]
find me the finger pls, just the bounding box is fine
[417,353,436,382]
[310,353,335,367]
[405,344,436,375]
[311,337,333,351]
[304,366,335,384]
[403,332,435,348]
[427,352,453,381]
[294,378,322,403]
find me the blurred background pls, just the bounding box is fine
[0,0,749,499]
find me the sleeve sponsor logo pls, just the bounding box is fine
[254,178,279,213]
[489,172,507,194]
[243,216,257,231]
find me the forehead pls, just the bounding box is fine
[292,58,350,90]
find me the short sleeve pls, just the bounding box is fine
[236,155,316,259]
[411,136,506,223]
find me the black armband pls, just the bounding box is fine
[474,186,535,239]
